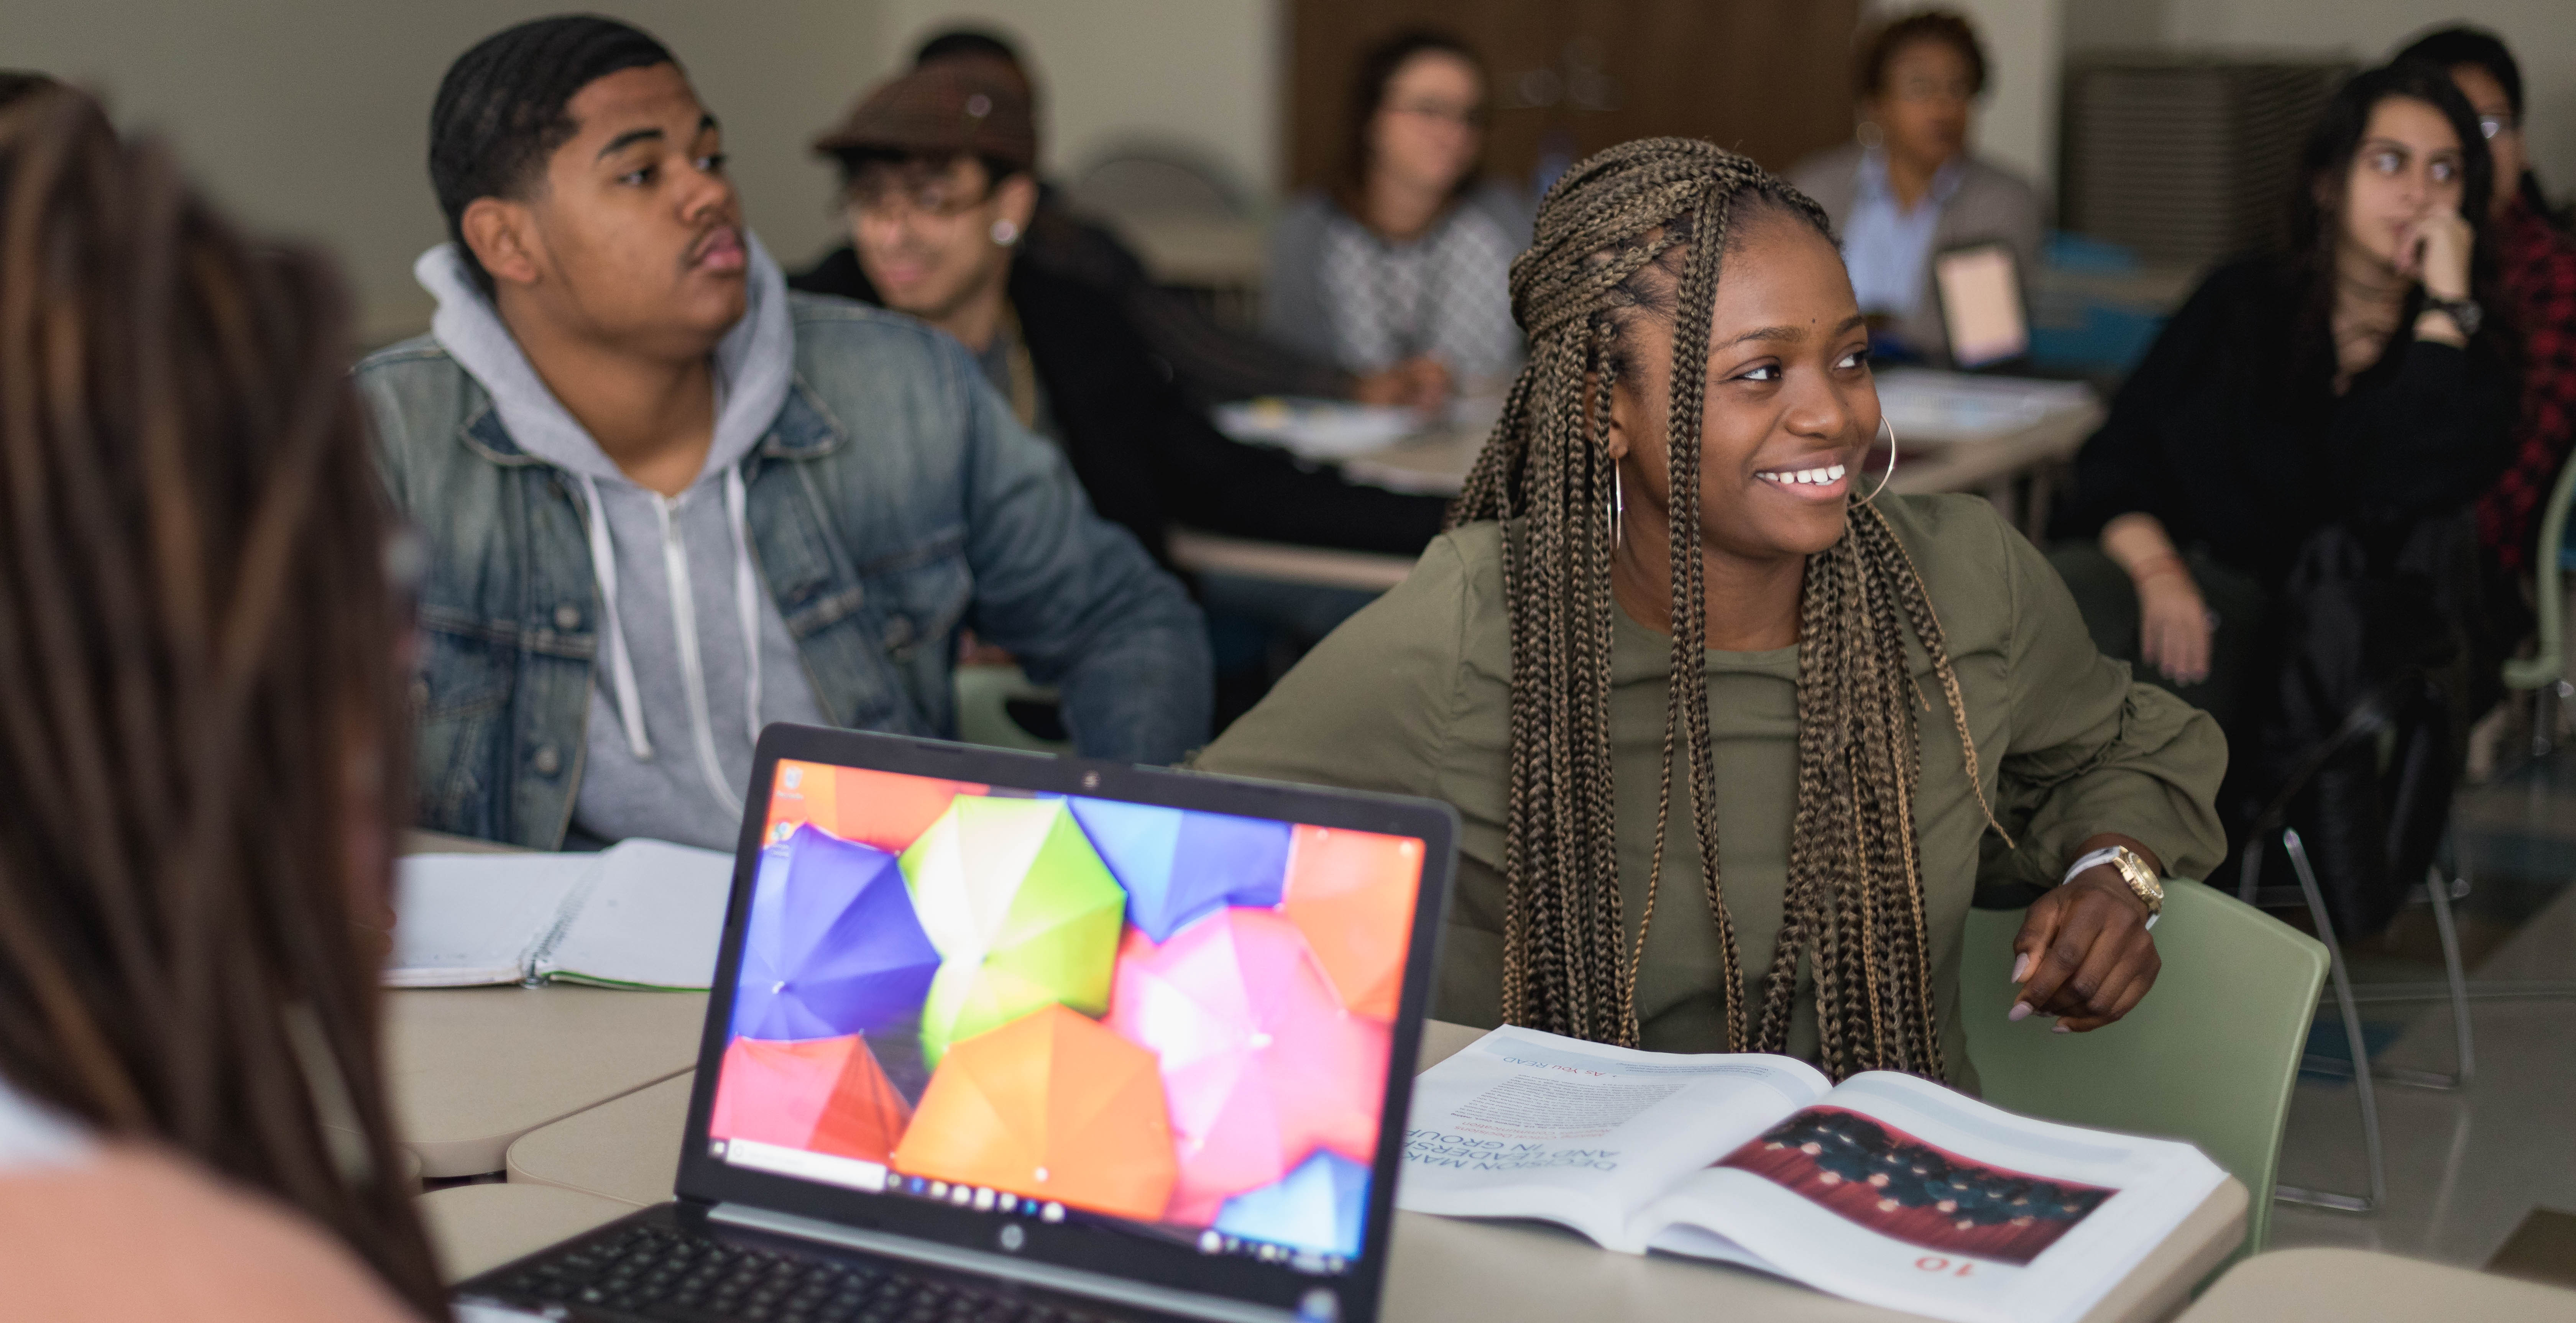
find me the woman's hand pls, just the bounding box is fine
[2010,854,2160,1032]
[2397,205,2474,302]
[2134,561,2212,686]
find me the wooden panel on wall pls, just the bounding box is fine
[1287,0,1861,197]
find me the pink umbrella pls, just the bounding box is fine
[1106,908,1390,1226]
[709,1034,913,1164]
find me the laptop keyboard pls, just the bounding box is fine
[486,1220,1124,1323]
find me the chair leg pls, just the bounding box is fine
[2424,861,2475,1087]
[2273,828,2387,1213]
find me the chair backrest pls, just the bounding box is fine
[1960,880,2326,1262]
[2503,430,2576,690]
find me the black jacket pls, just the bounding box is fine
[2050,254,2518,590]
[792,246,1448,565]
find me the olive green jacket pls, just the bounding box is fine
[1197,494,2227,1090]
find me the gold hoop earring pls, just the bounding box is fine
[1858,418,1898,503]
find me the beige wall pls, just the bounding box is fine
[3,2,884,343]
[866,0,1280,202]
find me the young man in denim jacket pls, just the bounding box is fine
[357,16,1209,850]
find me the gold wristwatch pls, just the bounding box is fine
[2065,844,2163,929]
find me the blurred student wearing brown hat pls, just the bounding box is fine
[836,28,1446,410]
[792,55,1452,722]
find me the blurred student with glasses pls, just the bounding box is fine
[792,59,1452,725]
[1789,10,2042,366]
[2395,26,2576,584]
[1262,29,1531,409]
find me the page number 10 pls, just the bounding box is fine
[1916,1257,1976,1277]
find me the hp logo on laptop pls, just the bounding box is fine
[998,1224,1026,1252]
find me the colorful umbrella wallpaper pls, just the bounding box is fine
[900,796,1127,1066]
[713,760,1426,1256]
[1065,797,1291,942]
[709,1033,912,1162]
[731,826,940,1042]
[1106,909,1389,1225]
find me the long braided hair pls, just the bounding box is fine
[0,89,443,1310]
[1452,138,2004,1081]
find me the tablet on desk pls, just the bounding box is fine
[1932,241,2029,370]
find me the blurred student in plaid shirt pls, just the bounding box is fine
[2399,27,2576,577]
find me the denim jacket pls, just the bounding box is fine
[356,293,1211,848]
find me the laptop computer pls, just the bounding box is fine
[1930,240,2030,371]
[454,724,1458,1323]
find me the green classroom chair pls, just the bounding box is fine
[1960,879,2328,1264]
[952,664,1074,755]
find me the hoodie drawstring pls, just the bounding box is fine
[578,473,653,762]
[577,470,768,817]
[725,467,764,757]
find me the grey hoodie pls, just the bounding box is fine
[416,236,830,850]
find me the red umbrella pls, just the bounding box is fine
[710,1033,912,1163]
[1107,908,1389,1225]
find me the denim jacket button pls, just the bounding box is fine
[533,745,562,776]
[554,604,581,631]
[409,678,430,711]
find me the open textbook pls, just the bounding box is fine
[388,840,734,990]
[1400,1026,2224,1323]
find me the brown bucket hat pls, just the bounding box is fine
[813,57,1036,172]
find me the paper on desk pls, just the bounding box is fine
[1212,397,1423,460]
[1873,368,2094,444]
[388,839,735,990]
[388,854,595,987]
[540,839,736,989]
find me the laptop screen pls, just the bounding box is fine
[701,752,1430,1287]
[1933,241,2028,369]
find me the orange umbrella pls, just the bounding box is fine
[710,1034,913,1164]
[761,763,986,855]
[1280,826,1424,1021]
[892,1004,1177,1222]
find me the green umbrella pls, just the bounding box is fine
[900,797,1127,1066]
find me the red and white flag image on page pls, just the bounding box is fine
[1397,1026,2224,1323]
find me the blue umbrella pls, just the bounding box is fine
[1212,1149,1370,1259]
[1068,798,1291,942]
[732,825,940,1041]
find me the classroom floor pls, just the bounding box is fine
[2262,744,2576,1279]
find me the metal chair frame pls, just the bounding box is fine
[2231,669,2476,1214]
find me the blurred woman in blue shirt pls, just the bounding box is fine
[1790,11,2042,364]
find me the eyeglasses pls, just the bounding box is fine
[2477,113,2516,141]
[1387,99,1487,130]
[846,175,994,221]
[1890,76,1976,105]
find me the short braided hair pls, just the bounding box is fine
[1451,137,2005,1080]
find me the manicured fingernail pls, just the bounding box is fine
[2009,1002,2032,1022]
[2052,1023,2072,1034]
[2011,953,2031,983]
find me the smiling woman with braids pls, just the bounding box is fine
[1200,139,2226,1084]
[0,88,437,1315]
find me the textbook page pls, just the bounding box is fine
[1397,1025,1830,1251]
[386,854,594,987]
[1636,1070,2224,1323]
[536,839,735,990]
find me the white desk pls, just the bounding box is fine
[2177,1247,2576,1322]
[491,1022,2244,1321]
[382,831,706,1177]
[371,985,706,1178]
[1178,389,2105,593]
